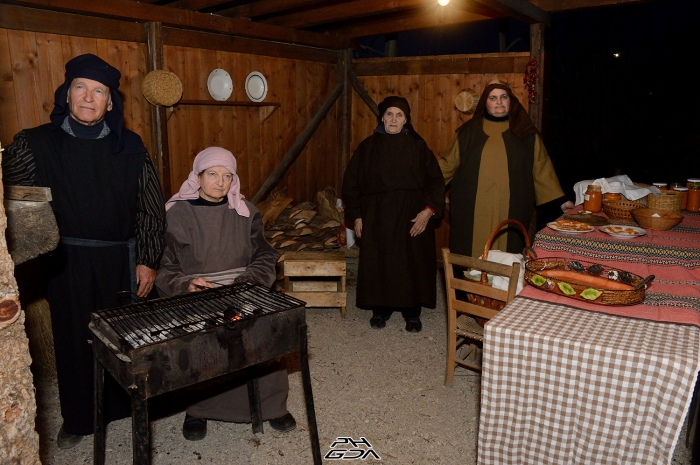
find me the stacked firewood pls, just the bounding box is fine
[264,201,342,252]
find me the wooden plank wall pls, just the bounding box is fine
[0,29,152,153]
[0,28,338,204]
[162,46,338,202]
[350,53,529,254]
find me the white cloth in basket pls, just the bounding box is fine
[573,175,660,206]
[467,250,526,294]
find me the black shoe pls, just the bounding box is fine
[268,413,297,432]
[370,316,386,329]
[405,318,422,333]
[182,414,207,441]
[57,425,84,449]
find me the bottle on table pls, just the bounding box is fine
[584,184,603,213]
[673,186,689,211]
[687,183,700,213]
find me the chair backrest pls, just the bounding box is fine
[442,248,521,322]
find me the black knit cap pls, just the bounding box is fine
[377,96,411,124]
[49,54,143,154]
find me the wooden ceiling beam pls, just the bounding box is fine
[330,7,498,38]
[262,0,435,28]
[165,0,236,11]
[531,0,650,11]
[0,0,349,49]
[219,0,327,19]
[472,0,551,25]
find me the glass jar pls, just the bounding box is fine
[603,192,621,201]
[688,183,700,212]
[673,186,688,210]
[583,184,603,213]
[653,182,668,190]
[687,178,700,188]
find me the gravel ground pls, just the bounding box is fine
[30,258,693,464]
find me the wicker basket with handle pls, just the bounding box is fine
[466,219,531,326]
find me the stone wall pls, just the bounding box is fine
[0,144,41,464]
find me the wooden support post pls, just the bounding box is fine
[337,49,352,192]
[251,82,344,205]
[529,22,545,131]
[348,69,378,118]
[146,21,172,199]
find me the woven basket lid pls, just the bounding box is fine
[142,70,183,107]
[455,88,479,114]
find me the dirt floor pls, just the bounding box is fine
[24,258,694,464]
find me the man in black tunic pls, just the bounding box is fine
[1,54,166,448]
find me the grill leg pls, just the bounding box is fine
[93,342,106,465]
[130,376,150,465]
[300,324,322,465]
[248,377,264,434]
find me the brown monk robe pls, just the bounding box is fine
[439,82,565,257]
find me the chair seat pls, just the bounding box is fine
[455,315,485,342]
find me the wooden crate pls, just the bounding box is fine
[283,251,347,318]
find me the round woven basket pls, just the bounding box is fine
[646,190,683,213]
[455,88,479,114]
[631,208,683,230]
[602,199,646,222]
[142,70,183,107]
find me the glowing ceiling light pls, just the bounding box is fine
[613,53,620,58]
[438,0,450,5]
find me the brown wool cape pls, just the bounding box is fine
[342,130,445,309]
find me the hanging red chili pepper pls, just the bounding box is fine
[524,59,539,103]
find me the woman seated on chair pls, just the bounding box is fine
[155,146,296,441]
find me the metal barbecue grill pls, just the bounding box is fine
[89,283,321,465]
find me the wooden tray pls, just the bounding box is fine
[562,214,608,226]
[524,258,646,305]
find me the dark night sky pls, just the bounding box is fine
[358,0,700,198]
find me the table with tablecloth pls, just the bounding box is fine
[477,211,700,465]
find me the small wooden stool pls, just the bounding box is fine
[283,251,347,318]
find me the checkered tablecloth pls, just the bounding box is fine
[478,296,700,465]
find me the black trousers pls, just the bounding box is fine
[372,305,421,320]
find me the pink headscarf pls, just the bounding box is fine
[165,147,250,217]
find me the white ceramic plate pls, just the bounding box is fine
[547,221,594,234]
[245,71,268,102]
[207,69,233,101]
[600,225,647,239]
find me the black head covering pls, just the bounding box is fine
[376,96,423,140]
[472,83,539,138]
[50,53,145,155]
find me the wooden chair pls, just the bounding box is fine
[442,220,529,386]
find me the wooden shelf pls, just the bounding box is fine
[177,99,280,107]
[173,100,280,123]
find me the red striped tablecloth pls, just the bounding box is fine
[478,211,700,464]
[478,296,700,465]
[522,211,700,325]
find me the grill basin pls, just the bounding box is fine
[89,283,320,465]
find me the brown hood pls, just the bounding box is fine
[472,83,539,138]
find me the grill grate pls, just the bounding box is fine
[94,283,304,349]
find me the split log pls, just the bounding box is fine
[264,230,285,240]
[286,227,313,237]
[289,209,317,223]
